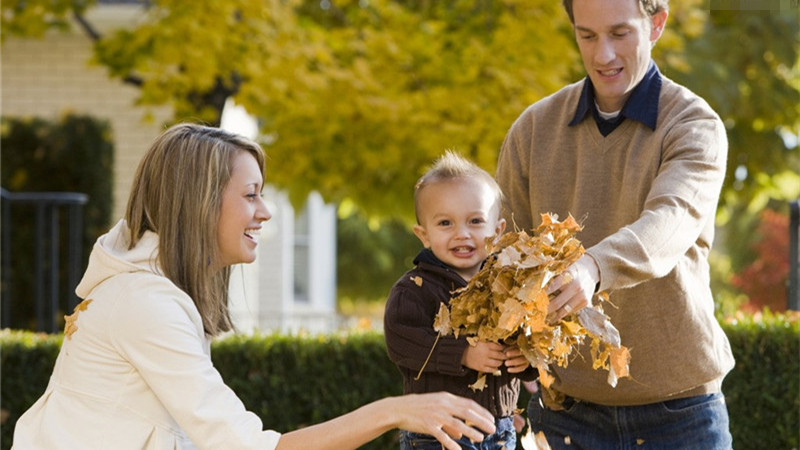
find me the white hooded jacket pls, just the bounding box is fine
[12,220,281,449]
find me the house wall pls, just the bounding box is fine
[2,4,340,334]
[1,5,172,224]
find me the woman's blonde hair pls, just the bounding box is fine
[125,123,266,336]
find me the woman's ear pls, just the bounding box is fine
[413,224,431,248]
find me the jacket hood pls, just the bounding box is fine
[75,219,162,299]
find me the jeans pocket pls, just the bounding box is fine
[400,431,441,450]
[661,392,724,413]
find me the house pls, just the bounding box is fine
[1,1,340,334]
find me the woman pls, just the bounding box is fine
[12,124,495,450]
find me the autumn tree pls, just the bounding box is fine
[4,0,798,303]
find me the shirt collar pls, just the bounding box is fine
[569,60,661,131]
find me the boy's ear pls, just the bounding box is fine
[495,218,507,237]
[412,224,431,248]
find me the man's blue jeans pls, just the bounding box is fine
[400,415,516,450]
[527,391,732,449]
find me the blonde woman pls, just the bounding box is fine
[12,124,494,450]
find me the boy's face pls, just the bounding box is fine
[413,178,506,281]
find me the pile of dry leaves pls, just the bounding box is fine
[434,213,630,392]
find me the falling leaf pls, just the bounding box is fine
[520,423,553,450]
[410,276,423,287]
[63,298,93,340]
[608,346,632,387]
[636,439,645,445]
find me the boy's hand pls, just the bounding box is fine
[502,346,531,373]
[461,341,506,373]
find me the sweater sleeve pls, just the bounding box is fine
[586,104,727,291]
[110,281,281,450]
[384,282,468,377]
[496,111,536,231]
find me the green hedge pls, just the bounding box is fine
[1,313,797,450]
[720,312,800,450]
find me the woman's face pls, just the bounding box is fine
[216,151,271,267]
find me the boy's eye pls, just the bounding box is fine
[471,218,486,224]
[438,220,451,226]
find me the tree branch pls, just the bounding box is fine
[72,10,144,87]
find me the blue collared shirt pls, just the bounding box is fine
[569,60,662,136]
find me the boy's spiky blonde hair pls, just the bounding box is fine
[414,150,504,223]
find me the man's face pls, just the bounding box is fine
[572,0,667,112]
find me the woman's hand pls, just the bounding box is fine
[391,392,496,450]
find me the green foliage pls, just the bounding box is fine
[0,114,114,330]
[0,330,62,450]
[664,8,800,277]
[336,210,420,301]
[2,315,798,450]
[720,311,800,450]
[0,0,93,41]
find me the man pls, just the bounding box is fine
[496,0,735,448]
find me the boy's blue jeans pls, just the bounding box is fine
[527,391,732,450]
[400,416,516,450]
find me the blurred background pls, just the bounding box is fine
[1,0,798,333]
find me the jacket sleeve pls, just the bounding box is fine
[586,109,728,291]
[109,281,281,450]
[384,281,468,377]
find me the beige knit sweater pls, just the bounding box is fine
[496,75,735,406]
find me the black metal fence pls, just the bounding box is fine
[1,189,88,332]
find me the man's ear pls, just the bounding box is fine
[650,9,668,42]
[413,224,431,248]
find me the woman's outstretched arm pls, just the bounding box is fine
[276,392,496,450]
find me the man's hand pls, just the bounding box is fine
[547,254,600,323]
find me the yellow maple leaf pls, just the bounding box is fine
[63,298,93,340]
[497,298,526,331]
[537,365,555,389]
